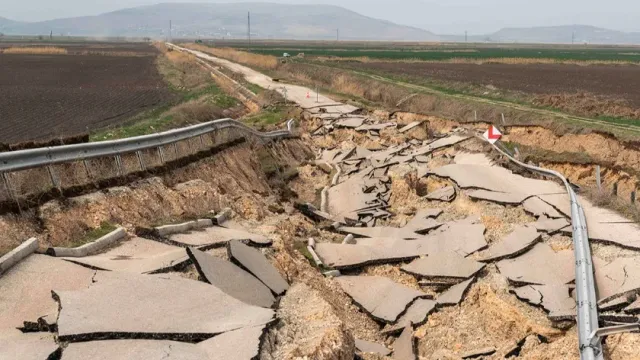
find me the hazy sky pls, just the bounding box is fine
[2,0,639,34]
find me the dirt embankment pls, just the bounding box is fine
[0,139,312,255]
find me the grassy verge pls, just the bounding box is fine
[242,105,290,128]
[64,222,118,249]
[90,45,242,142]
[90,85,239,141]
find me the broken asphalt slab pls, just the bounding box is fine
[594,256,640,303]
[63,237,189,274]
[0,254,95,333]
[437,278,475,306]
[336,275,428,323]
[467,189,529,205]
[402,253,485,280]
[228,240,289,296]
[392,325,417,360]
[0,332,59,360]
[479,225,541,262]
[513,285,576,321]
[432,164,564,197]
[188,248,275,308]
[314,242,420,269]
[425,186,456,202]
[496,243,574,285]
[394,298,437,328]
[532,217,570,234]
[169,226,272,248]
[54,271,274,342]
[61,326,267,360]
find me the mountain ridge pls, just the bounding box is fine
[1,4,639,44]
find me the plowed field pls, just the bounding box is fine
[0,43,174,144]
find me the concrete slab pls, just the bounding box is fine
[63,237,189,274]
[467,190,528,205]
[188,248,275,308]
[61,340,207,360]
[513,285,576,320]
[410,135,469,157]
[433,164,563,196]
[335,117,365,128]
[624,297,640,314]
[198,325,266,360]
[533,218,570,234]
[574,221,640,250]
[402,253,485,279]
[461,347,497,359]
[170,226,271,248]
[0,254,95,333]
[315,242,419,269]
[479,225,541,262]
[55,272,274,341]
[454,153,493,166]
[594,257,640,303]
[496,243,575,285]
[399,121,422,133]
[355,339,392,356]
[599,296,634,312]
[352,218,487,258]
[522,197,563,218]
[393,325,416,360]
[356,123,396,132]
[437,278,474,306]
[228,240,289,296]
[425,186,456,202]
[394,298,437,328]
[340,226,422,239]
[336,276,427,323]
[0,332,59,360]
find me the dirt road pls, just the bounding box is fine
[170,43,356,112]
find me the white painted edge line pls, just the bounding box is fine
[0,237,38,276]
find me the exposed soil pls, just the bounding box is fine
[0,44,175,143]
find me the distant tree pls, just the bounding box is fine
[38,35,43,40]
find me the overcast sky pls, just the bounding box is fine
[2,0,639,34]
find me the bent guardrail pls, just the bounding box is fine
[0,119,293,173]
[0,118,294,207]
[487,139,603,360]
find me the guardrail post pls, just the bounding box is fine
[199,135,205,148]
[596,166,601,191]
[158,147,166,164]
[173,142,179,159]
[82,160,92,181]
[47,165,60,189]
[474,110,477,121]
[114,155,124,176]
[2,172,22,214]
[136,151,146,171]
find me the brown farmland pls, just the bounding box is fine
[0,43,175,144]
[349,61,640,118]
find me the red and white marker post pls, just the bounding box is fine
[483,125,502,144]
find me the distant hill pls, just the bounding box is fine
[0,3,438,41]
[488,25,640,44]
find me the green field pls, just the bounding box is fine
[245,47,640,62]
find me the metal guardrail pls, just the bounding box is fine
[0,118,294,173]
[488,140,603,360]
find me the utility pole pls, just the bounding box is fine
[169,20,172,42]
[336,28,339,41]
[572,31,575,45]
[248,12,251,42]
[465,30,468,43]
